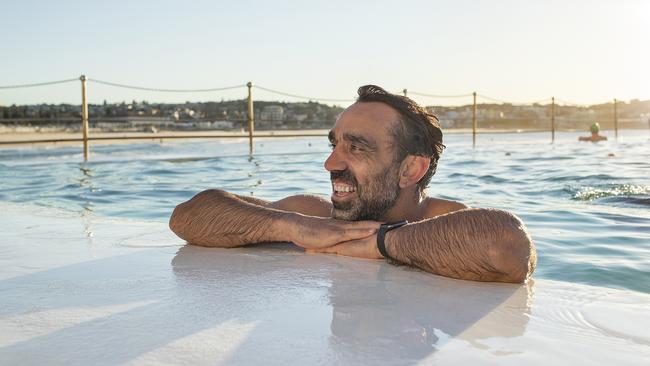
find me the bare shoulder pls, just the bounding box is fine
[422,197,468,218]
[269,194,332,218]
[232,191,331,217]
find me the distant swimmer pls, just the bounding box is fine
[579,123,607,142]
[169,85,536,283]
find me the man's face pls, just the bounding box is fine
[325,102,403,221]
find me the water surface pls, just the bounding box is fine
[1,130,649,293]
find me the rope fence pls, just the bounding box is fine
[406,90,474,99]
[0,78,78,89]
[254,85,355,103]
[0,75,645,159]
[477,94,551,106]
[553,98,591,108]
[87,78,247,93]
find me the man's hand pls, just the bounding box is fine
[306,208,537,284]
[288,216,380,250]
[305,233,382,259]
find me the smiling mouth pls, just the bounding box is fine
[332,182,357,197]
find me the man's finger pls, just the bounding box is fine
[306,246,334,254]
[348,220,382,229]
[321,242,368,258]
[342,228,377,241]
[329,238,384,259]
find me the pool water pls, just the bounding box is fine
[1,130,649,293]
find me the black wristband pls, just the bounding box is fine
[377,220,408,259]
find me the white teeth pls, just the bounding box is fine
[333,183,356,193]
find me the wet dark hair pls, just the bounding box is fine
[356,85,445,196]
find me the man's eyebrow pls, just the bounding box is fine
[342,132,376,149]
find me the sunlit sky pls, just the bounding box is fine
[1,0,648,107]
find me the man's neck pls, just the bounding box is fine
[380,188,426,223]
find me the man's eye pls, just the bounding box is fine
[329,143,336,149]
[350,144,363,152]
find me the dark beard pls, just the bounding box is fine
[331,164,401,221]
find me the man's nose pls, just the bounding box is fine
[324,147,346,172]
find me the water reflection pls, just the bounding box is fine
[79,165,93,187]
[78,163,95,241]
[326,260,531,362]
[171,245,531,364]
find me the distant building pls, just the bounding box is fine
[260,105,284,121]
[294,113,308,122]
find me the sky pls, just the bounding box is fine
[1,0,648,107]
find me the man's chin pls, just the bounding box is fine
[331,207,358,221]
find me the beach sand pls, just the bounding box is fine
[1,202,648,365]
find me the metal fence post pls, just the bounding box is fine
[247,82,254,153]
[472,92,477,147]
[551,97,555,143]
[613,98,618,140]
[80,75,89,161]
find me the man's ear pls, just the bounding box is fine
[399,155,430,189]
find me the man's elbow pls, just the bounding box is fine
[491,212,537,283]
[502,234,536,283]
[169,189,222,241]
[169,201,190,241]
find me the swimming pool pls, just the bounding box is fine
[1,130,649,293]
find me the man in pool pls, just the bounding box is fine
[169,85,536,283]
[578,123,608,142]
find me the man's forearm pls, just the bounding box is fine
[169,189,292,247]
[170,189,380,249]
[385,208,536,283]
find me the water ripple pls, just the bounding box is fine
[568,184,650,201]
